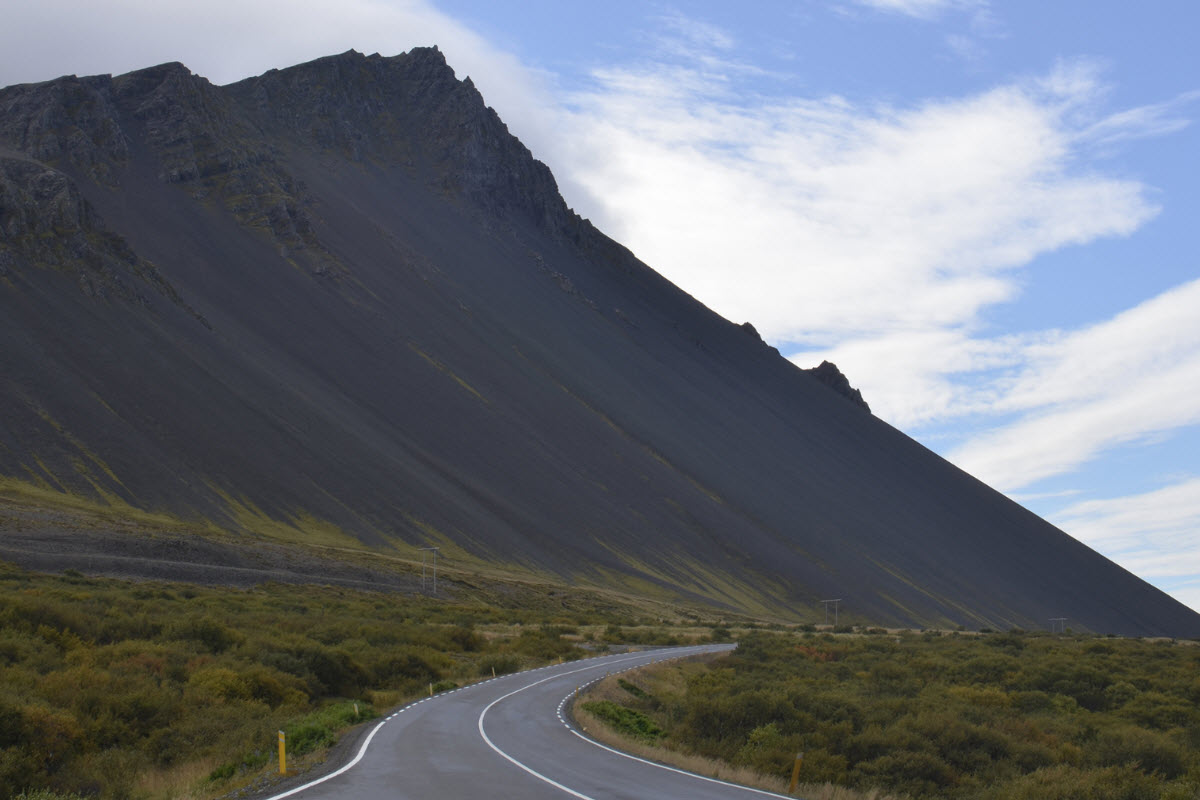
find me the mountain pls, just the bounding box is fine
[1,48,1196,637]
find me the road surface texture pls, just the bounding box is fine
[264,643,792,799]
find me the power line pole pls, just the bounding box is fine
[821,599,842,627]
[1049,617,1067,634]
[420,547,440,594]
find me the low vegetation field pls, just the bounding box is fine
[0,561,705,800]
[574,628,1200,800]
[7,542,1200,800]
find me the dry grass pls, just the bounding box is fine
[134,757,222,800]
[572,672,901,800]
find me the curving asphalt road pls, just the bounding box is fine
[264,643,792,799]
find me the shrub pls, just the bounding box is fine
[284,722,334,756]
[1093,726,1186,778]
[477,653,521,677]
[168,616,240,653]
[0,701,23,747]
[975,764,1164,800]
[242,664,309,708]
[1118,691,1196,730]
[186,667,251,704]
[853,751,957,797]
[709,626,732,642]
[736,722,792,773]
[581,700,664,742]
[511,629,580,661]
[371,649,442,686]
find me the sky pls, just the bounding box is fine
[3,1,1198,618]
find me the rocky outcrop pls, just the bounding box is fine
[805,360,870,412]
[228,48,583,237]
[0,75,129,185]
[0,155,183,307]
[0,62,336,279]
[0,49,643,287]
[740,323,869,412]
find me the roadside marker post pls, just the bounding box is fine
[788,752,803,793]
[278,730,286,775]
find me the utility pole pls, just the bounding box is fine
[1049,617,1067,634]
[420,547,440,594]
[821,599,842,627]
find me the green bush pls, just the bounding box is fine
[581,700,664,742]
[1093,726,1187,778]
[283,723,334,756]
[167,616,241,653]
[478,653,521,676]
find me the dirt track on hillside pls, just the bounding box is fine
[0,501,423,593]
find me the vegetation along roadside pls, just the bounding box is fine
[0,561,708,800]
[573,628,1200,800]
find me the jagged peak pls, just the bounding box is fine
[114,61,197,89]
[739,325,869,412]
[0,47,631,271]
[805,360,871,413]
[136,61,191,76]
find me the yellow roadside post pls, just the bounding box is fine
[788,752,803,793]
[278,730,286,775]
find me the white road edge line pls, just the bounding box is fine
[261,716,390,800]
[260,645,722,800]
[565,728,795,800]
[561,646,796,799]
[477,647,717,799]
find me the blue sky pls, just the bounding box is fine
[4,1,1198,615]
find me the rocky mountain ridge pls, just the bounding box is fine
[1,49,1195,636]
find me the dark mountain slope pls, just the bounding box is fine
[1,49,1196,636]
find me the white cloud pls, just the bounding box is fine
[947,279,1200,491]
[548,31,1170,442]
[1053,478,1200,594]
[1080,90,1200,152]
[0,0,549,117]
[654,11,738,56]
[846,0,986,21]
[563,66,1155,352]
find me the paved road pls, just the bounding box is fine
[265,643,790,799]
